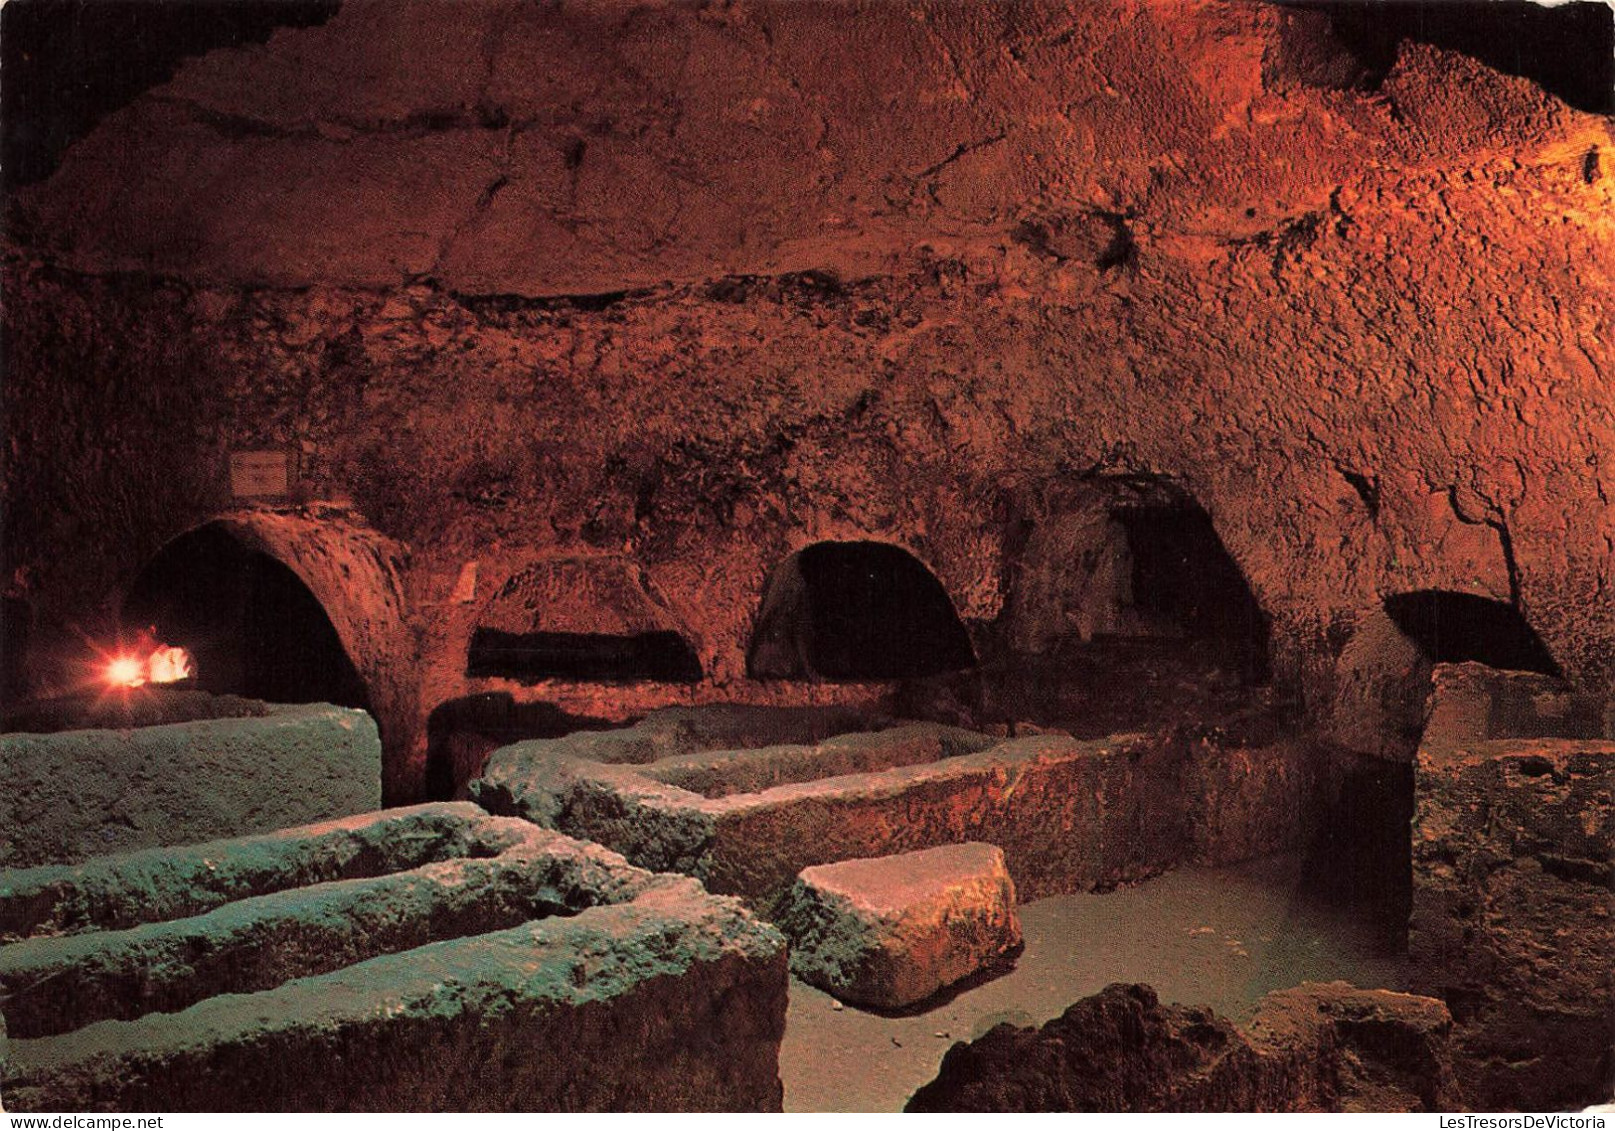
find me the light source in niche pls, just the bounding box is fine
[100,635,194,690]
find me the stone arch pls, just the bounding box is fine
[746,540,977,681]
[465,555,703,684]
[1002,476,1272,680]
[122,508,415,799]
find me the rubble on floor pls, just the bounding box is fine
[905,980,1461,1112]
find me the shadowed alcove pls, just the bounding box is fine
[123,524,370,714]
[465,556,704,684]
[423,693,616,800]
[1382,589,1560,676]
[747,541,978,681]
[985,478,1273,736]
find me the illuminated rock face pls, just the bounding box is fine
[1409,663,1615,1112]
[3,0,1612,795]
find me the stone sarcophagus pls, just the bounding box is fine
[0,803,788,1112]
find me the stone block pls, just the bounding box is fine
[475,721,1311,914]
[0,697,381,868]
[778,842,1021,1009]
[1409,664,1615,1112]
[0,804,787,1112]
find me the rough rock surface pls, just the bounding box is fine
[3,0,1612,802]
[905,981,1462,1112]
[1327,607,1433,760]
[0,805,788,1112]
[0,699,381,869]
[0,847,587,1038]
[474,723,1312,911]
[0,801,515,941]
[1409,663,1615,1112]
[779,842,1022,1009]
[2,896,786,1112]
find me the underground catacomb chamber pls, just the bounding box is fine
[429,557,710,796]
[4,0,1614,1112]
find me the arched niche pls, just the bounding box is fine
[1003,477,1271,676]
[985,476,1272,736]
[465,556,703,684]
[746,541,978,681]
[1382,590,1560,676]
[122,510,414,798]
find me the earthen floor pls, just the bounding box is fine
[780,853,1410,1112]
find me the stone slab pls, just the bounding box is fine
[779,842,1021,1009]
[0,824,593,1037]
[0,700,382,868]
[0,802,508,941]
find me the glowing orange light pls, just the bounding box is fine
[101,644,194,690]
[147,645,193,683]
[106,656,147,688]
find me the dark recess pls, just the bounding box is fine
[2,0,340,192]
[424,692,619,800]
[748,541,978,681]
[1383,590,1560,676]
[466,628,704,684]
[1287,0,1614,114]
[123,525,371,715]
[1114,500,1272,682]
[1308,753,1415,945]
[2,596,30,703]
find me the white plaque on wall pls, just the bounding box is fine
[229,450,292,498]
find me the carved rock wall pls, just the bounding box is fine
[4,0,1610,793]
